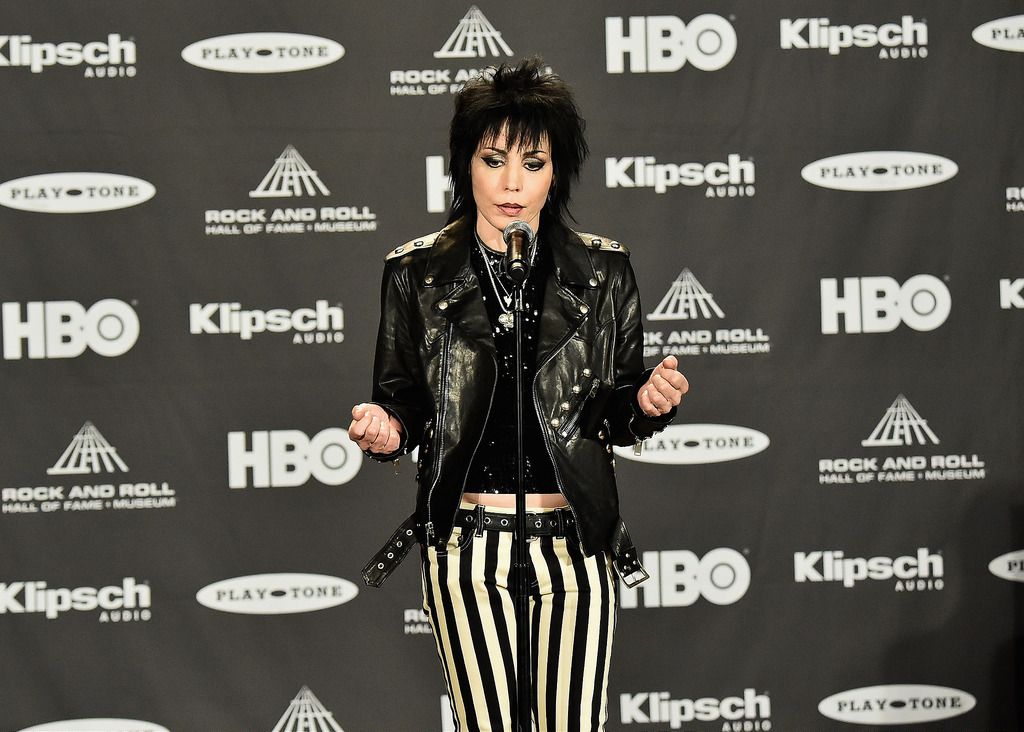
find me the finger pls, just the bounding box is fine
[646,383,671,410]
[638,387,660,417]
[364,415,382,444]
[662,355,678,372]
[652,373,682,405]
[370,423,391,451]
[351,403,367,420]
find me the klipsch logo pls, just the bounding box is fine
[2,421,177,516]
[606,155,754,198]
[18,720,169,732]
[0,173,155,213]
[644,269,770,357]
[181,33,343,73]
[616,424,769,464]
[819,685,975,725]
[619,688,770,729]
[1001,279,1024,309]
[818,394,986,486]
[0,577,151,622]
[989,550,1024,583]
[196,573,357,614]
[781,16,927,59]
[802,152,956,191]
[2,298,139,360]
[205,145,378,236]
[606,15,737,73]
[269,687,345,732]
[820,275,950,333]
[620,548,750,608]
[228,429,362,488]
[973,15,1024,53]
[795,548,944,592]
[0,33,136,77]
[190,300,344,344]
[390,6,515,97]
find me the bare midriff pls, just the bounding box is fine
[462,491,569,509]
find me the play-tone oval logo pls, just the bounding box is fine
[801,152,958,191]
[196,573,357,614]
[989,549,1024,582]
[18,720,169,732]
[614,424,769,464]
[181,33,344,73]
[819,685,975,725]
[0,173,155,213]
[972,15,1024,52]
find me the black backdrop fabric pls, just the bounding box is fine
[1,2,1022,731]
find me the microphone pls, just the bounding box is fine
[502,221,535,285]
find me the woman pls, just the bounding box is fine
[349,58,687,732]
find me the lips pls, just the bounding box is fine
[497,203,524,216]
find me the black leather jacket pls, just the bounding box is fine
[363,218,673,584]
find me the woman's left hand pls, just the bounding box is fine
[637,355,688,417]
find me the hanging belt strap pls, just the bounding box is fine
[610,518,650,588]
[362,513,419,588]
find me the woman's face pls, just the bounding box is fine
[470,127,553,249]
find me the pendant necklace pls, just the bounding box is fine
[475,232,537,331]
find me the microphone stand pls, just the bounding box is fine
[508,253,532,732]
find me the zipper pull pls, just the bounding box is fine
[633,439,643,456]
[425,521,435,544]
[393,458,400,476]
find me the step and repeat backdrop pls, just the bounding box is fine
[1,2,1022,731]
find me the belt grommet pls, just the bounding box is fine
[406,529,413,536]
[535,520,542,528]
[501,518,509,526]
[387,552,394,559]
[484,517,491,524]
[377,562,385,570]
[396,540,403,547]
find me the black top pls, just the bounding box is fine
[464,237,560,494]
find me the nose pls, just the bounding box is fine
[502,165,521,192]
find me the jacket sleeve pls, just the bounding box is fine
[364,258,428,462]
[605,255,676,447]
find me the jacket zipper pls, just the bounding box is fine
[424,320,455,544]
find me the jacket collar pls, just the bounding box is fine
[422,218,599,362]
[423,218,599,289]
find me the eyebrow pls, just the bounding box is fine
[483,146,548,156]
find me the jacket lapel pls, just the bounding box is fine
[535,225,600,367]
[422,221,494,353]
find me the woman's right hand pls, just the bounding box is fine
[348,403,403,454]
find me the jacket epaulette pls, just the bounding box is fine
[575,231,629,255]
[385,230,442,261]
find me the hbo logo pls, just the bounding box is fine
[620,548,751,608]
[821,275,951,334]
[227,429,362,488]
[2,299,139,360]
[606,15,737,73]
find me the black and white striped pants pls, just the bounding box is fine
[422,501,617,732]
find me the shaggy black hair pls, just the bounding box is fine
[446,57,588,229]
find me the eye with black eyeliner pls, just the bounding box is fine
[482,155,504,168]
[525,159,546,172]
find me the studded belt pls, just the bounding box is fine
[362,510,650,589]
[454,505,577,538]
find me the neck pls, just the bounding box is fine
[474,219,506,253]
